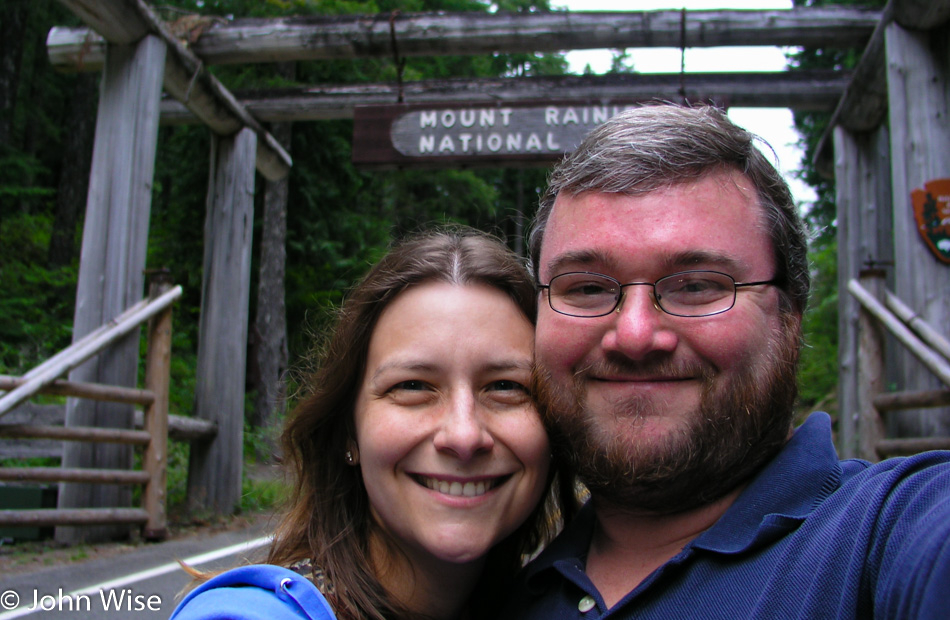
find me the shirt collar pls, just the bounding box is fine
[693,412,842,554]
[524,412,842,590]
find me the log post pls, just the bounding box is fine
[187,128,257,515]
[142,270,173,540]
[885,19,950,438]
[57,34,166,544]
[833,124,892,458]
[856,269,887,462]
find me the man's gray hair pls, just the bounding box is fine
[529,104,810,315]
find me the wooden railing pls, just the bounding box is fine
[849,270,950,461]
[0,276,200,540]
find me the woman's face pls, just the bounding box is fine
[354,281,550,570]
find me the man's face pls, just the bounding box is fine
[535,169,800,512]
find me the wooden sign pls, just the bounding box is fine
[352,101,644,168]
[911,178,950,265]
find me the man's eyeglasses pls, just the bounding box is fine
[539,270,779,318]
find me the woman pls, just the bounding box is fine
[170,228,570,620]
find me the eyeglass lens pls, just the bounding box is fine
[547,271,738,317]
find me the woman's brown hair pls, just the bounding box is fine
[267,226,571,620]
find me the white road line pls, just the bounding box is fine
[0,535,272,619]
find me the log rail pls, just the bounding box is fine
[0,277,188,540]
[849,272,950,460]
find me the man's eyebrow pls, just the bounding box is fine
[544,249,618,278]
[544,249,749,279]
[661,250,747,274]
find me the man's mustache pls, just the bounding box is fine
[571,353,715,384]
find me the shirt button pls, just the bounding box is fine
[578,595,596,613]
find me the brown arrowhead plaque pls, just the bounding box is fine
[911,178,950,265]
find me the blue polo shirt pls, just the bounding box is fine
[500,413,950,619]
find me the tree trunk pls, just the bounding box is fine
[250,63,292,453]
[0,0,28,148]
[49,73,98,268]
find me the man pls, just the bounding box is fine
[501,104,950,619]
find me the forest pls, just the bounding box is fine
[0,0,878,514]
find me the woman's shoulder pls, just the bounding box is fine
[169,564,337,620]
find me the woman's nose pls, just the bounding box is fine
[432,392,494,460]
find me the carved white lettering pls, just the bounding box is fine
[420,111,437,128]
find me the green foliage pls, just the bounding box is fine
[0,211,75,373]
[798,243,839,412]
[786,0,888,417]
[241,473,289,513]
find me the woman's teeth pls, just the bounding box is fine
[418,476,494,497]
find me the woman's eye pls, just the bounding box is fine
[390,380,427,392]
[487,380,528,393]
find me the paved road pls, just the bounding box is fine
[0,518,273,620]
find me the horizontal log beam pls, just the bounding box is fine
[874,389,950,412]
[0,374,154,406]
[48,7,881,70]
[0,508,149,527]
[0,410,217,444]
[877,436,950,457]
[814,0,950,174]
[0,467,150,485]
[133,410,218,442]
[55,0,291,181]
[893,0,950,29]
[160,70,849,125]
[0,423,152,445]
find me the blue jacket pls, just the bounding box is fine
[500,413,950,619]
[169,565,336,620]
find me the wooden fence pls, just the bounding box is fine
[0,275,212,540]
[849,270,950,461]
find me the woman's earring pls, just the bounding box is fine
[345,443,360,466]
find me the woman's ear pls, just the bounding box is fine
[345,440,360,466]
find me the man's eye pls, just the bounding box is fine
[568,283,611,296]
[669,278,728,295]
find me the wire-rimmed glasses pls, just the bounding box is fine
[539,270,779,318]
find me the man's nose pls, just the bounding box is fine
[601,285,678,360]
[432,392,494,460]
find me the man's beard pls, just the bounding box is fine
[534,313,801,514]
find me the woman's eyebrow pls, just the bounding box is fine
[481,360,533,373]
[369,360,437,382]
